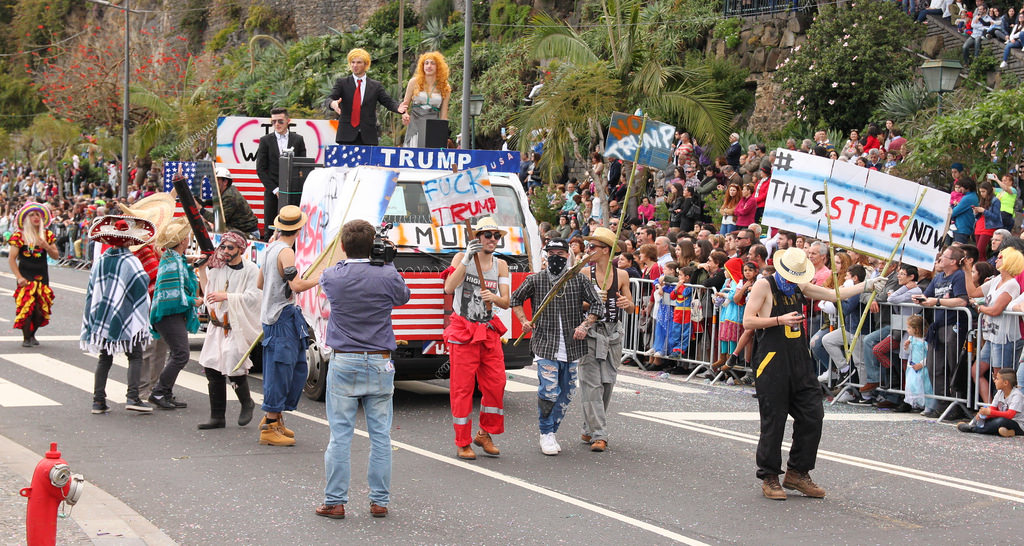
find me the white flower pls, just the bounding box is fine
[852,23,858,28]
[828,99,835,105]
[798,95,805,103]
[843,42,849,47]
[851,82,857,86]
[832,82,839,88]
[852,56,858,61]
[795,45,801,52]
[879,15,883,20]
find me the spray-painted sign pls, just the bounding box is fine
[603,112,676,169]
[763,149,951,270]
[421,166,495,226]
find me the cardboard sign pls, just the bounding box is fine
[324,145,521,174]
[762,149,951,270]
[603,112,676,169]
[422,167,495,226]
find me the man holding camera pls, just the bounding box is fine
[442,217,511,460]
[315,219,410,520]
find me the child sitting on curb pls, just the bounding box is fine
[957,369,1024,437]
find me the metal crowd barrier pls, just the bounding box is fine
[971,308,1024,411]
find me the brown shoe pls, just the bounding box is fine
[259,422,296,446]
[590,439,607,452]
[315,503,345,519]
[711,353,729,371]
[370,503,388,517]
[260,416,295,438]
[473,431,500,457]
[762,476,786,500]
[456,444,476,460]
[858,382,879,393]
[581,434,592,444]
[782,469,826,498]
[999,427,1016,438]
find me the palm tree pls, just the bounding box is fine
[514,0,731,220]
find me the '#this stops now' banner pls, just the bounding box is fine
[763,149,951,271]
[423,166,496,226]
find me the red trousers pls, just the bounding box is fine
[445,314,506,447]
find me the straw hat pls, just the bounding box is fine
[157,217,193,249]
[583,227,618,251]
[118,193,174,250]
[273,205,308,232]
[16,202,50,230]
[88,215,156,248]
[774,247,815,284]
[472,216,507,237]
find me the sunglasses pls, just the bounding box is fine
[221,244,237,251]
[479,232,499,240]
[271,119,288,125]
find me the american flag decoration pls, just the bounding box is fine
[324,145,370,168]
[162,161,214,202]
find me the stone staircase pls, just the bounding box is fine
[924,14,1024,80]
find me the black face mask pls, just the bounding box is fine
[548,255,567,276]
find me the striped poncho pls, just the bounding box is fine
[150,248,199,338]
[80,247,152,354]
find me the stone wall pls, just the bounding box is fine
[704,12,813,135]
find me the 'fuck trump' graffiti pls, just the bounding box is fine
[423,166,497,227]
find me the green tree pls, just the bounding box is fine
[776,1,922,131]
[22,114,82,174]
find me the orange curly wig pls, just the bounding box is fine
[413,51,451,98]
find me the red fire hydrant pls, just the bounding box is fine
[19,442,85,546]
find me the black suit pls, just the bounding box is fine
[255,131,306,228]
[325,74,401,145]
[726,141,742,168]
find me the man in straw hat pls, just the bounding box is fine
[578,227,633,453]
[257,205,321,446]
[148,217,202,411]
[511,238,604,456]
[83,214,158,414]
[194,230,260,430]
[743,246,885,500]
[118,193,175,402]
[441,216,511,460]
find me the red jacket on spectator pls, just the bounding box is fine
[735,195,756,227]
[863,135,881,153]
[754,178,770,210]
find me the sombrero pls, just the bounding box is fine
[118,193,174,250]
[88,215,157,248]
[472,216,508,237]
[16,202,50,230]
[583,227,618,251]
[774,247,815,284]
[156,217,193,249]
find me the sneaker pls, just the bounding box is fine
[1000,60,1008,69]
[834,390,856,403]
[125,399,153,413]
[551,434,562,453]
[957,422,974,433]
[168,395,187,409]
[920,409,941,419]
[847,395,875,406]
[893,402,914,413]
[762,475,787,500]
[148,394,176,410]
[91,402,110,414]
[540,433,559,456]
[875,400,898,409]
[782,469,826,498]
[998,427,1016,437]
[817,369,832,383]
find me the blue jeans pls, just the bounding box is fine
[1004,39,1024,61]
[810,328,830,374]
[323,352,395,507]
[261,305,308,413]
[536,358,577,434]
[862,326,890,385]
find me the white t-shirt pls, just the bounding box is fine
[980,276,1022,343]
[988,388,1024,424]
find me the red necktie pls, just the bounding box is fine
[351,78,361,128]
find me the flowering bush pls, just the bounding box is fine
[776,1,921,131]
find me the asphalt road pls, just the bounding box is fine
[3,265,1024,544]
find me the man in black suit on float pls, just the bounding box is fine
[325,48,406,146]
[255,107,306,238]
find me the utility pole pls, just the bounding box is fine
[460,0,471,149]
[121,0,130,197]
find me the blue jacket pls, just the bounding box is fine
[979,195,1003,231]
[951,192,979,236]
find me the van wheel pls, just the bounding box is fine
[303,341,328,401]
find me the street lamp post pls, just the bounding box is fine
[921,59,962,115]
[468,94,484,150]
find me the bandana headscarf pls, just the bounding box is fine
[773,271,797,297]
[207,231,249,269]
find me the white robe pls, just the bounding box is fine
[199,260,262,376]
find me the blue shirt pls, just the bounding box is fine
[320,260,411,352]
[924,269,967,328]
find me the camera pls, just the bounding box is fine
[370,222,397,266]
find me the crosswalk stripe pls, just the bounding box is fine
[0,375,60,407]
[0,335,82,342]
[0,271,86,295]
[505,368,638,394]
[0,353,127,404]
[98,352,266,405]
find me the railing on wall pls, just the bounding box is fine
[723,0,816,17]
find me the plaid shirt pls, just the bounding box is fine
[511,271,603,362]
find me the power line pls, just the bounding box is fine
[0,30,89,58]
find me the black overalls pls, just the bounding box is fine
[753,276,824,480]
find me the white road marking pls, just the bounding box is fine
[0,353,126,404]
[0,271,87,295]
[644,411,922,422]
[394,381,451,395]
[506,368,637,394]
[623,411,1024,504]
[0,317,9,323]
[0,335,83,342]
[0,376,60,407]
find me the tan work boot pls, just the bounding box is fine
[261,415,294,438]
[590,439,607,452]
[782,469,826,498]
[456,444,476,460]
[473,431,500,457]
[710,353,729,371]
[259,421,296,446]
[581,434,592,444]
[762,475,787,500]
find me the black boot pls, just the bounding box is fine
[21,327,32,348]
[231,375,255,426]
[198,368,227,430]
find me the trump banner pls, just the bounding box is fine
[422,166,496,227]
[603,112,675,170]
[763,149,951,271]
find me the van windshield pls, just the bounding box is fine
[383,181,525,227]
